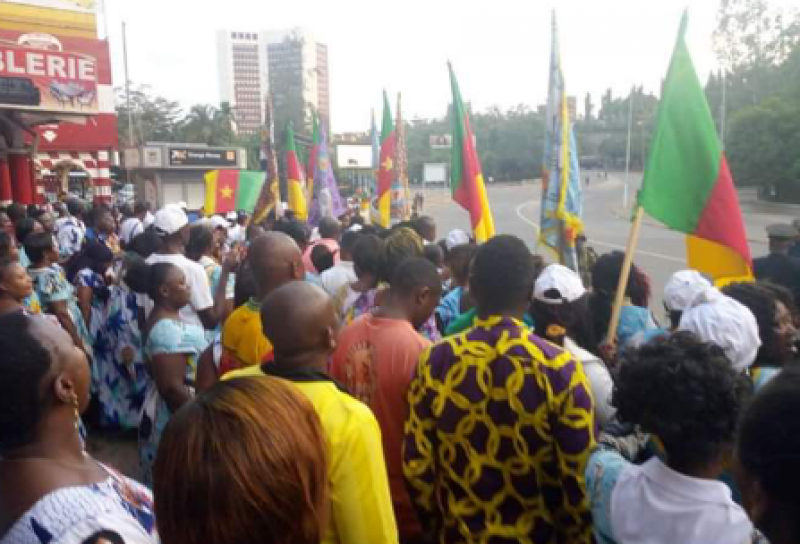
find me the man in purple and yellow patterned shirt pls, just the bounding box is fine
[403,235,597,544]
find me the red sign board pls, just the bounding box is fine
[0,37,99,114]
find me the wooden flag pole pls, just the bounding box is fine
[606,206,645,344]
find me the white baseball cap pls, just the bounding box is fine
[664,270,713,312]
[226,211,237,221]
[153,207,189,236]
[446,229,471,250]
[534,264,587,304]
[210,215,229,230]
[678,287,761,372]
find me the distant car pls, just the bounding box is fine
[0,77,41,106]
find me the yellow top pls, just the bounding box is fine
[221,299,272,370]
[224,365,400,544]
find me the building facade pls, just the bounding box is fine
[216,27,329,135]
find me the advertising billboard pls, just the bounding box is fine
[0,36,98,113]
[2,1,96,11]
[168,147,239,168]
[336,144,372,169]
[0,1,97,39]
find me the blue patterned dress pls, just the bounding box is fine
[77,269,147,430]
[138,318,207,487]
[0,465,157,544]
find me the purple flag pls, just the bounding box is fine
[309,125,346,226]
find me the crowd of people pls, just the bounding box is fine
[1,197,800,544]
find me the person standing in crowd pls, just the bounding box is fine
[413,215,437,244]
[154,377,329,544]
[590,251,660,350]
[127,261,208,486]
[26,232,92,356]
[0,231,40,314]
[663,269,713,329]
[585,333,755,544]
[304,216,341,275]
[754,224,800,302]
[185,224,235,334]
[0,258,34,317]
[532,264,615,428]
[723,282,797,389]
[226,281,399,544]
[273,217,321,286]
[333,233,383,326]
[221,232,304,372]
[0,211,13,237]
[320,230,359,297]
[435,243,477,333]
[0,313,157,543]
[56,198,87,261]
[75,242,115,332]
[5,202,25,227]
[736,370,800,544]
[91,206,121,256]
[404,235,596,544]
[311,244,335,274]
[141,207,233,331]
[15,216,43,268]
[120,202,148,247]
[226,211,248,246]
[31,209,56,235]
[331,258,442,541]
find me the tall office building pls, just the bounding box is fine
[216,30,269,135]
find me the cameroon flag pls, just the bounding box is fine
[286,122,308,221]
[638,13,751,283]
[376,91,396,228]
[449,63,495,242]
[204,170,266,215]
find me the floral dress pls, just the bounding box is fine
[78,269,147,430]
[139,318,208,487]
[1,465,157,544]
[28,264,93,362]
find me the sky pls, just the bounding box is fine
[102,0,795,133]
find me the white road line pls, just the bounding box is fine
[514,201,686,264]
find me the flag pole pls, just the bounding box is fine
[623,88,633,209]
[606,206,645,344]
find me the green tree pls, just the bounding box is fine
[116,84,182,147]
[177,104,238,146]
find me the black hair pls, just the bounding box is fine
[532,293,598,352]
[134,201,149,215]
[119,203,133,218]
[352,234,383,280]
[311,244,334,274]
[234,261,258,308]
[89,204,112,228]
[15,217,39,246]
[24,232,55,265]
[0,231,14,258]
[6,202,26,223]
[614,331,752,473]
[737,368,800,536]
[26,204,38,217]
[589,251,652,346]
[423,243,444,268]
[128,230,162,259]
[126,260,179,302]
[185,224,214,262]
[318,217,341,240]
[66,198,84,217]
[380,227,423,284]
[470,235,534,315]
[391,258,442,297]
[760,281,797,320]
[273,219,309,250]
[446,243,478,284]
[339,230,361,256]
[723,282,779,365]
[65,240,114,286]
[0,257,21,284]
[412,216,436,238]
[0,312,53,453]
[437,239,449,261]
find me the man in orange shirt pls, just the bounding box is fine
[330,258,442,542]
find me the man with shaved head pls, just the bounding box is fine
[225,281,400,544]
[220,232,304,373]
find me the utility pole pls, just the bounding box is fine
[122,22,134,149]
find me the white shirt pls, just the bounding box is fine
[120,217,144,245]
[143,211,155,228]
[564,337,615,428]
[138,253,213,328]
[319,261,357,297]
[227,224,245,245]
[610,457,753,544]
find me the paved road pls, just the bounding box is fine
[420,172,789,314]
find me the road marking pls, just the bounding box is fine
[514,200,686,264]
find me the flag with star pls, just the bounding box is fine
[204,170,266,215]
[376,90,396,228]
[449,62,495,242]
[286,121,308,220]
